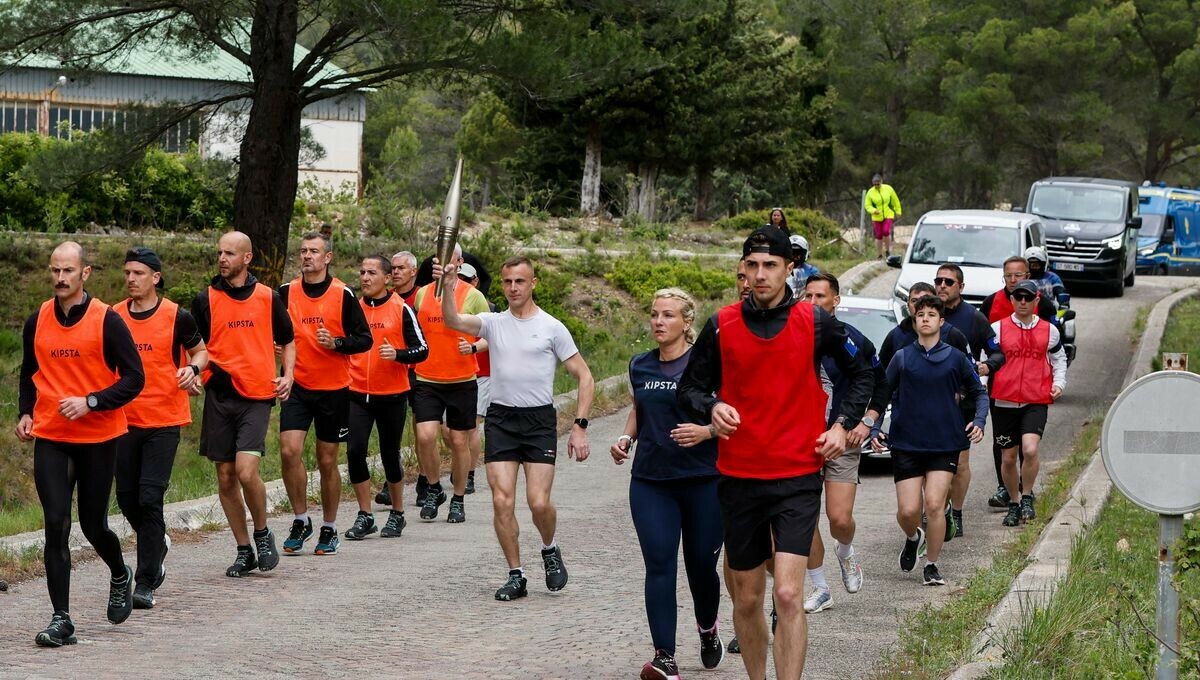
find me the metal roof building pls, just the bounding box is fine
[0,40,365,195]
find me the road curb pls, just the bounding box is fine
[950,283,1200,679]
[840,259,887,295]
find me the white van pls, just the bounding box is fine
[887,209,1048,319]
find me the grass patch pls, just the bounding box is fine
[872,414,1105,679]
[1151,295,1200,372]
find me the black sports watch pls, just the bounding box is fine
[334,337,344,350]
[573,418,589,430]
[833,415,849,428]
[86,394,99,409]
[188,364,201,377]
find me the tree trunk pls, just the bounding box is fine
[234,0,302,289]
[481,166,495,210]
[636,161,659,221]
[694,163,713,221]
[883,92,902,180]
[580,122,602,215]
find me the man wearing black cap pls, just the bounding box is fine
[678,227,874,679]
[989,279,1066,528]
[112,248,209,609]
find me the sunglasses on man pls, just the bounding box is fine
[1011,293,1037,302]
[933,277,959,287]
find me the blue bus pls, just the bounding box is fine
[1136,185,1200,275]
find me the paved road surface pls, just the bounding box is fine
[1,273,1191,679]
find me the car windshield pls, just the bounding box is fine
[1029,185,1127,222]
[835,305,897,350]
[909,222,1018,268]
[1138,213,1165,238]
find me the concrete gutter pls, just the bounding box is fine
[839,259,887,296]
[951,284,1200,678]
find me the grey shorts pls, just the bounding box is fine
[476,376,492,418]
[822,449,861,484]
[199,388,272,463]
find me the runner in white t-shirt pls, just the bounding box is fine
[438,256,594,601]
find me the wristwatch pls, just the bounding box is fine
[188,364,201,377]
[833,415,849,428]
[334,337,344,350]
[573,418,589,429]
[860,414,876,429]
[86,394,99,409]
[470,343,478,354]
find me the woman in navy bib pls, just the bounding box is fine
[610,288,725,679]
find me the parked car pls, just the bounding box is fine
[1023,177,1141,295]
[887,209,1048,320]
[1134,184,1200,276]
[835,295,898,462]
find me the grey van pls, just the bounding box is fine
[1024,177,1141,296]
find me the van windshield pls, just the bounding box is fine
[1029,185,1126,221]
[910,223,1018,268]
[1138,213,1165,238]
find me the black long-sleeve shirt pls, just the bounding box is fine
[677,290,875,428]
[362,291,429,365]
[278,274,373,356]
[124,296,204,361]
[19,293,145,416]
[943,299,1005,367]
[192,273,295,399]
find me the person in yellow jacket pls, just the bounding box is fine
[865,174,902,259]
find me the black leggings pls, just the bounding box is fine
[35,439,127,613]
[347,392,408,485]
[116,426,179,587]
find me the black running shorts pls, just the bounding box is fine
[891,450,960,483]
[717,473,822,571]
[279,383,349,443]
[199,388,272,462]
[411,379,478,431]
[990,403,1048,450]
[484,403,557,465]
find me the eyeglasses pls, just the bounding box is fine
[1011,294,1036,302]
[1002,273,1025,280]
[933,277,959,287]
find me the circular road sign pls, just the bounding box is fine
[1102,370,1200,515]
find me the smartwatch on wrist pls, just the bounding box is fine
[188,364,201,377]
[574,418,589,430]
[334,337,344,350]
[471,343,478,354]
[860,414,876,429]
[86,394,99,409]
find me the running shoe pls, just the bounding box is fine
[495,571,528,601]
[1002,503,1021,527]
[107,565,134,624]
[699,624,724,669]
[803,588,833,613]
[923,563,945,586]
[344,512,377,540]
[542,545,569,591]
[34,611,76,647]
[640,650,681,680]
[944,502,957,543]
[153,533,170,590]
[255,529,280,571]
[314,526,340,555]
[226,547,257,577]
[282,518,313,553]
[727,637,741,654]
[953,508,964,538]
[380,510,407,538]
[420,486,447,521]
[771,593,777,633]
[899,527,924,572]
[838,550,864,593]
[465,469,476,494]
[1020,494,1036,522]
[988,485,1010,510]
[447,497,466,524]
[132,583,156,609]
[375,485,392,506]
[414,475,430,507]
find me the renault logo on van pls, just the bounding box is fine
[1065,237,1077,250]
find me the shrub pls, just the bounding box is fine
[715,207,844,242]
[607,255,735,304]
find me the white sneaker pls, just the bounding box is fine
[838,551,864,593]
[803,588,833,613]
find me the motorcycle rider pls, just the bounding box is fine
[1023,247,1066,308]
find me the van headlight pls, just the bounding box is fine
[1101,235,1124,250]
[1138,244,1156,256]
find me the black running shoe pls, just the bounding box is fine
[132,583,155,609]
[34,611,76,647]
[899,527,924,572]
[226,547,257,577]
[107,565,134,624]
[542,545,568,591]
[640,650,681,680]
[988,485,1010,509]
[1002,503,1022,527]
[414,475,430,507]
[699,625,725,669]
[152,533,170,590]
[344,512,377,540]
[420,486,447,521]
[953,509,964,538]
[771,606,778,634]
[255,529,280,571]
[1020,494,1036,522]
[380,510,407,538]
[282,518,313,554]
[447,496,466,524]
[465,469,476,494]
[944,502,956,543]
[375,485,392,506]
[495,571,528,601]
[314,525,340,555]
[923,562,945,586]
[727,636,741,654]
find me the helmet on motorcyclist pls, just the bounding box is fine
[1023,246,1048,262]
[789,234,809,266]
[1023,246,1048,277]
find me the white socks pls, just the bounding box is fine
[835,542,854,560]
[807,567,829,592]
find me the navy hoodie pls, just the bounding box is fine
[884,340,988,453]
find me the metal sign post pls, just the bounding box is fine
[1101,371,1200,680]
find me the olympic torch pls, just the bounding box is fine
[434,157,465,298]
